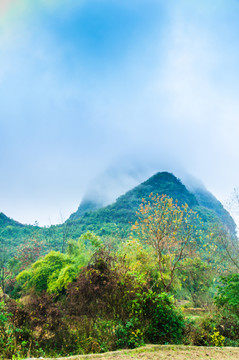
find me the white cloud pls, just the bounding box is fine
[1,0,239,224]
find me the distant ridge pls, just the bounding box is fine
[0,212,23,228]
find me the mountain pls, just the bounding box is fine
[70,198,103,219]
[191,187,235,232]
[0,212,24,228]
[68,172,236,236]
[0,172,236,256]
[0,212,39,257]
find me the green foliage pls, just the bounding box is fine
[17,251,73,294]
[114,291,185,348]
[219,314,239,346]
[115,318,145,349]
[117,238,160,289]
[0,301,15,357]
[16,235,93,296]
[183,311,239,347]
[0,170,237,359]
[0,301,31,359]
[192,188,236,235]
[48,264,77,294]
[66,236,91,266]
[67,172,235,240]
[183,315,213,346]
[215,274,239,317]
[177,258,214,306]
[130,291,185,344]
[0,172,236,266]
[79,231,103,250]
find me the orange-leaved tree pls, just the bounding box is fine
[131,193,201,292]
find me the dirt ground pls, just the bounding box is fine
[25,345,239,360]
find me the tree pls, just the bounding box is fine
[215,274,239,317]
[209,225,239,272]
[177,257,213,306]
[15,234,94,296]
[16,251,74,294]
[131,194,201,292]
[0,235,10,296]
[0,246,8,295]
[222,188,239,270]
[9,239,43,274]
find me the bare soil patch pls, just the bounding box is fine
[25,345,239,360]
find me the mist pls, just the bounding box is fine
[0,0,239,225]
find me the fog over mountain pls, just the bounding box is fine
[1,0,239,225]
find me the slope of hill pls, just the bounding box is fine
[0,213,40,257]
[69,172,197,220]
[68,172,236,236]
[192,187,236,234]
[0,212,23,228]
[0,172,236,256]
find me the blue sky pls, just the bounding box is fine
[1,0,239,225]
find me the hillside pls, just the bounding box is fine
[68,172,236,236]
[0,212,23,228]
[0,172,236,256]
[0,213,40,257]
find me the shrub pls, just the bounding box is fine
[183,311,239,347]
[142,292,185,344]
[127,291,185,345]
[215,274,239,317]
[0,300,34,359]
[0,301,16,358]
[215,313,239,346]
[210,328,225,347]
[66,249,144,321]
[115,318,145,349]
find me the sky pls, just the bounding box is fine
[1,0,239,225]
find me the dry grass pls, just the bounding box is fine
[25,345,239,360]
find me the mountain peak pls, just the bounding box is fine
[68,171,235,236]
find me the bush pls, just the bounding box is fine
[0,300,35,359]
[143,292,185,344]
[215,274,239,317]
[115,318,145,349]
[0,301,16,358]
[66,249,145,321]
[216,313,239,346]
[126,291,185,345]
[183,310,239,347]
[183,314,216,346]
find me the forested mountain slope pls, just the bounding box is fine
[0,172,236,255]
[0,212,23,228]
[68,172,236,236]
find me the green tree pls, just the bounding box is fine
[118,238,160,289]
[16,251,74,294]
[177,257,213,306]
[215,274,239,317]
[0,235,9,296]
[16,234,94,295]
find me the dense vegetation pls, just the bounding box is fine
[0,172,236,257]
[0,172,238,359]
[69,172,236,236]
